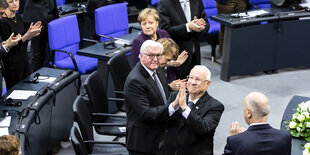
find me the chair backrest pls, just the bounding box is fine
[48,15,80,61]
[249,0,271,9]
[73,96,95,153]
[150,0,160,6]
[84,71,110,119]
[107,49,131,111]
[202,0,218,18]
[56,0,65,6]
[94,3,129,42]
[70,125,89,155]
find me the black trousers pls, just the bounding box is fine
[31,26,50,72]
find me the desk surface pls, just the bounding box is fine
[281,95,310,155]
[77,32,139,61]
[211,8,310,27]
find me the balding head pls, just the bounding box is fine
[243,92,270,125]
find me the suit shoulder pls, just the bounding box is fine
[209,96,225,109]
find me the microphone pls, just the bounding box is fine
[36,86,48,97]
[24,73,40,83]
[98,34,117,49]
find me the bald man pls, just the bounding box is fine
[223,92,292,155]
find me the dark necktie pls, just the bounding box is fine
[153,72,167,104]
[188,101,194,109]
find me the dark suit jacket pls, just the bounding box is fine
[158,0,209,78]
[124,62,171,154]
[0,36,7,57]
[161,91,224,155]
[223,124,292,155]
[22,0,58,25]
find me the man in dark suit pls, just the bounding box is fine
[124,40,175,154]
[157,0,209,79]
[160,65,224,155]
[0,0,21,95]
[223,92,292,155]
[22,0,58,72]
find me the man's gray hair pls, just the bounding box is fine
[246,97,270,118]
[140,40,163,54]
[192,65,211,81]
[0,0,8,9]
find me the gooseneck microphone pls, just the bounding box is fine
[24,73,40,83]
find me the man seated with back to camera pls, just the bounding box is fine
[223,92,292,155]
[160,65,225,155]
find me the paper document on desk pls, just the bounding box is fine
[0,128,9,136]
[38,76,57,83]
[115,39,131,46]
[232,10,270,18]
[300,0,310,8]
[6,90,37,100]
[0,116,11,127]
[119,127,126,133]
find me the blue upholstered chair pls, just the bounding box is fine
[150,0,160,6]
[56,0,65,6]
[48,15,98,74]
[94,3,129,42]
[249,0,271,9]
[202,0,220,62]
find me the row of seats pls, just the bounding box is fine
[48,3,132,74]
[70,60,131,154]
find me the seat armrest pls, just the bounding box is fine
[114,90,124,94]
[92,122,126,126]
[81,38,100,44]
[107,97,124,102]
[51,49,78,71]
[84,140,126,147]
[92,113,126,118]
[128,25,142,33]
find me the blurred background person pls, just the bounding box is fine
[0,0,21,95]
[216,0,248,56]
[0,135,20,155]
[0,0,41,90]
[22,0,58,72]
[131,8,170,65]
[158,0,209,79]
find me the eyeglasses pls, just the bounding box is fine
[187,76,208,84]
[143,53,162,59]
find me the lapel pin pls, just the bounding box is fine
[196,106,199,110]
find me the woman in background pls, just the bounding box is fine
[0,0,41,89]
[157,38,188,91]
[131,8,170,65]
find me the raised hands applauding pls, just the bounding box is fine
[22,21,42,42]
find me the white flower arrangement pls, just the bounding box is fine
[287,100,310,141]
[303,142,310,155]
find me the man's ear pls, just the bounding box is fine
[247,108,252,119]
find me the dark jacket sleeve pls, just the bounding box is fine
[223,137,233,155]
[185,100,224,135]
[125,77,170,122]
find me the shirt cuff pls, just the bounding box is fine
[182,107,191,119]
[185,23,191,32]
[2,44,8,53]
[169,102,179,116]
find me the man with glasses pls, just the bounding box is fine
[124,40,176,154]
[160,65,224,155]
[0,0,21,95]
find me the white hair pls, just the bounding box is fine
[192,65,211,81]
[140,40,163,54]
